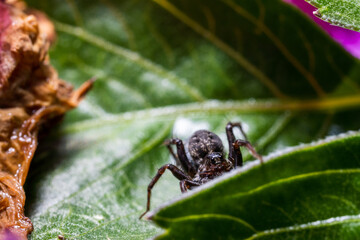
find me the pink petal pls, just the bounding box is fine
[0,2,11,32]
[0,1,11,56]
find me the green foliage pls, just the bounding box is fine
[24,0,360,239]
[306,0,360,32]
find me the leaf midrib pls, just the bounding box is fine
[63,96,360,134]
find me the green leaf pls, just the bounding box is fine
[306,0,360,32]
[151,132,360,239]
[23,0,360,239]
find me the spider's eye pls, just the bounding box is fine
[208,152,222,165]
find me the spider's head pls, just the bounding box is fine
[188,130,224,160]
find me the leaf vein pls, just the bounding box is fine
[223,0,325,97]
[54,21,205,102]
[153,0,287,99]
[100,0,138,51]
[32,123,172,222]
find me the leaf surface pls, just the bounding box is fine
[151,132,360,239]
[23,0,360,239]
[306,0,360,32]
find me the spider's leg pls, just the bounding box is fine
[180,179,200,193]
[226,122,248,167]
[140,164,190,219]
[233,139,263,164]
[164,138,196,177]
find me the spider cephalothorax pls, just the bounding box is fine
[140,122,262,219]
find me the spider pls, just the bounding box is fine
[139,122,263,219]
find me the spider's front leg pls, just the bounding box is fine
[164,138,196,177]
[226,122,248,167]
[233,139,263,163]
[140,164,190,219]
[226,122,262,166]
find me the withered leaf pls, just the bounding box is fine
[0,0,92,238]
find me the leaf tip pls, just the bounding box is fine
[313,9,322,18]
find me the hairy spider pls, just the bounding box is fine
[139,122,263,219]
